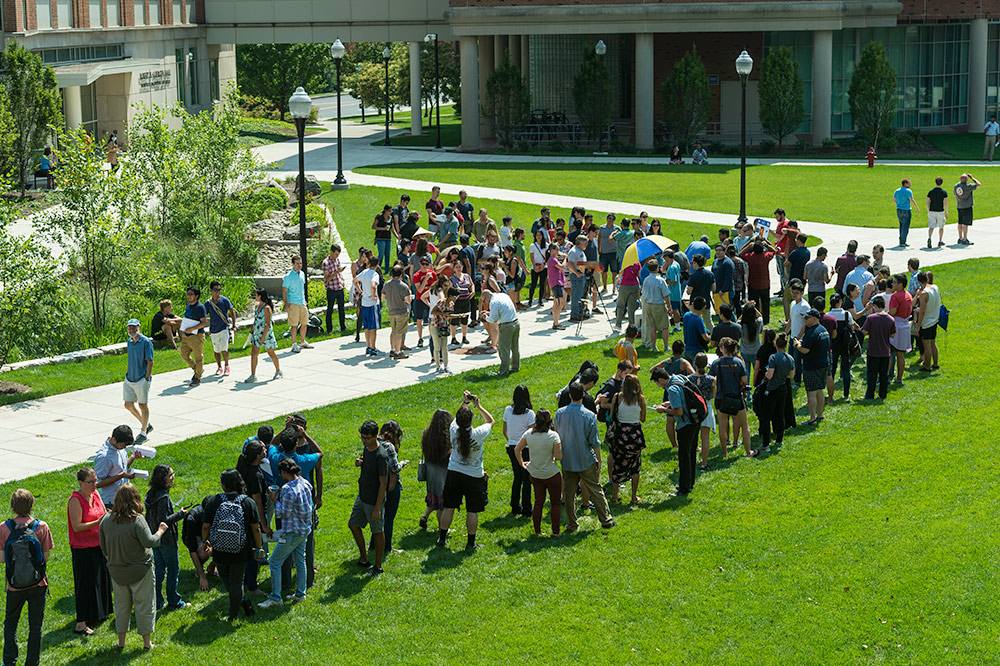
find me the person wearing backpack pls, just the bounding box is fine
[654,371,707,497]
[201,469,265,621]
[1,489,53,666]
[99,483,169,651]
[753,333,794,454]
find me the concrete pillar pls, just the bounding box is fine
[63,86,83,129]
[635,33,654,150]
[969,18,988,130]
[409,41,423,136]
[509,35,521,70]
[478,35,494,139]
[520,35,530,85]
[460,35,480,151]
[811,29,832,145]
[494,34,506,67]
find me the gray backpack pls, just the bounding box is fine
[4,520,45,589]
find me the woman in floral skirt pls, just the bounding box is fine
[608,374,647,504]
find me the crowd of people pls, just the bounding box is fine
[892,172,982,248]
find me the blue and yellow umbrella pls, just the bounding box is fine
[621,235,677,269]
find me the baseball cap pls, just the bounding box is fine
[444,206,454,215]
[126,318,141,327]
[805,308,821,319]
[460,234,470,243]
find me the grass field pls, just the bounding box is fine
[367,105,462,148]
[237,118,324,148]
[357,162,999,229]
[1,258,992,665]
[924,132,993,160]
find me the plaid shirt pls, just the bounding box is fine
[322,255,345,291]
[275,476,314,536]
[380,438,402,476]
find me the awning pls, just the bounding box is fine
[53,58,161,88]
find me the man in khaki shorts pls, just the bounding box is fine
[925,176,948,249]
[382,266,411,360]
[124,319,154,444]
[282,255,311,353]
[206,280,237,376]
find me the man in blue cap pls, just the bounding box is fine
[124,318,154,444]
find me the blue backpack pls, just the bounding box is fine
[938,304,950,331]
[4,519,45,589]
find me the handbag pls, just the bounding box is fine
[416,460,427,482]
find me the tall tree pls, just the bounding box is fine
[0,43,63,194]
[235,44,331,120]
[481,54,531,150]
[572,48,613,146]
[848,42,897,150]
[758,46,804,153]
[661,45,711,152]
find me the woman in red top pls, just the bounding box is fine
[67,467,114,635]
[888,274,914,382]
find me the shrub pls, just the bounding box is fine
[880,136,899,152]
[758,140,776,153]
[548,139,566,153]
[517,139,531,153]
[610,138,638,155]
[239,94,280,120]
[795,138,811,154]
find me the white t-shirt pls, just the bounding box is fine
[499,225,513,248]
[502,406,535,447]
[487,292,518,324]
[448,421,492,478]
[530,242,547,266]
[358,268,380,307]
[789,299,810,338]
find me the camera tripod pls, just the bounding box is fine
[574,271,616,337]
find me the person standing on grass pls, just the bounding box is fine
[784,280,810,386]
[914,271,941,372]
[683,297,711,364]
[827,293,857,400]
[373,421,406,556]
[689,353,716,471]
[1,489,54,666]
[372,204,393,272]
[740,238,776,325]
[437,206,460,251]
[709,304,741,352]
[503,385,536,517]
[425,186,444,228]
[805,247,831,306]
[68,468,112,636]
[654,373,701,496]
[954,173,981,245]
[608,374,647,505]
[419,409,453,531]
[356,254,383,357]
[925,177,948,249]
[612,217,636,281]
[546,243,568,330]
[347,421,388,574]
[712,243,735,315]
[783,233,810,322]
[598,213,619,294]
[235,441,270,596]
[259,457,314,607]
[832,240,858,294]
[482,288,520,374]
[95,425,142,506]
[144,465,188,613]
[983,114,999,161]
[861,296,895,399]
[206,281,237,377]
[282,256,311,354]
[322,244,347,334]
[641,259,672,353]
[99,483,168,651]
[686,254,716,333]
[887,274,913,385]
[528,229,549,307]
[892,179,919,247]
[754,333,794,454]
[555,381,616,533]
[664,249,684,332]
[391,194,411,260]
[384,265,412,360]
[709,338,754,458]
[124,318,154,445]
[438,392,494,550]
[770,209,797,297]
[180,286,207,387]
[792,309,831,424]
[514,410,563,537]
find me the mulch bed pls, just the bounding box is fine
[0,381,32,396]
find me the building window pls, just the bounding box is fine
[209,58,219,101]
[36,44,124,65]
[172,0,181,23]
[149,0,160,24]
[188,48,199,104]
[134,0,145,25]
[528,34,627,122]
[89,0,102,27]
[187,0,196,24]
[81,83,98,136]
[107,0,120,26]
[764,31,814,133]
[987,23,1000,120]
[56,0,72,27]
[175,48,186,104]
[36,0,52,30]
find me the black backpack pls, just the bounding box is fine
[676,377,708,425]
[208,494,248,554]
[4,519,45,589]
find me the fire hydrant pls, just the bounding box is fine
[866,147,878,168]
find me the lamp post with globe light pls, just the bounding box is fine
[289,86,313,302]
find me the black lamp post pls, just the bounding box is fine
[330,38,348,189]
[735,49,754,225]
[595,39,607,155]
[289,86,313,303]
[425,32,441,149]
[382,45,392,146]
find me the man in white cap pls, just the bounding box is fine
[124,318,154,444]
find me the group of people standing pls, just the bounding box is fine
[892,173,982,248]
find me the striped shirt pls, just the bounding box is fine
[274,476,314,536]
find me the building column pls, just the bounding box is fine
[460,35,480,151]
[494,34,506,67]
[63,86,83,129]
[509,35,521,70]
[521,35,530,87]
[634,33,654,150]
[969,18,988,130]
[478,35,494,139]
[409,41,423,136]
[811,29,832,145]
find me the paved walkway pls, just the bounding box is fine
[4,121,997,484]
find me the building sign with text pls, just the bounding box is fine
[139,69,171,92]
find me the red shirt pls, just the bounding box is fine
[744,251,774,290]
[0,517,54,589]
[67,491,105,549]
[889,290,912,319]
[834,254,856,292]
[775,220,794,255]
[819,313,837,336]
[413,269,437,298]
[425,198,443,216]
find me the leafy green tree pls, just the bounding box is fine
[235,44,331,120]
[848,42,897,150]
[572,49,613,146]
[758,46,804,153]
[421,40,462,116]
[660,45,711,152]
[345,61,385,118]
[0,43,63,194]
[481,54,531,151]
[0,90,16,178]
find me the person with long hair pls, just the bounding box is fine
[754,333,794,453]
[514,409,563,536]
[739,301,763,369]
[690,353,717,471]
[235,442,271,595]
[608,374,647,504]
[503,385,535,516]
[427,284,458,374]
[648,219,663,236]
[351,248,368,343]
[376,420,406,555]
[450,258,472,346]
[503,244,526,310]
[67,467,113,636]
[372,204,393,272]
[437,247,461,278]
[245,289,281,383]
[753,328,778,387]
[201,469,264,621]
[528,229,549,306]
[99,483,169,650]
[438,391,494,550]
[419,409,454,530]
[144,464,188,611]
[546,243,568,330]
[709,337,755,457]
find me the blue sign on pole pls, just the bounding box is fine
[707,74,719,86]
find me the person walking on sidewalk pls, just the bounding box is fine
[206,281,236,377]
[892,179,919,248]
[356,255,383,357]
[180,286,207,387]
[383,265,411,360]
[925,177,948,249]
[322,244,347,334]
[124,319,154,445]
[283,256,311,353]
[983,114,999,161]
[246,290,282,383]
[954,173,981,245]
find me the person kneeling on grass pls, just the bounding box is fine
[260,457,314,607]
[438,392,494,550]
[348,421,388,576]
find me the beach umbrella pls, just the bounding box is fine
[621,235,677,269]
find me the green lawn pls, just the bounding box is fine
[357,162,998,229]
[924,132,992,160]
[360,104,461,148]
[237,117,324,148]
[2,258,992,665]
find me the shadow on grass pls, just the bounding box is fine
[63,642,149,665]
[498,529,588,554]
[170,607,242,645]
[649,492,693,513]
[418,544,476,574]
[320,561,375,602]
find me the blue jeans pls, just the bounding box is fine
[570,275,587,318]
[896,208,911,245]
[153,545,182,608]
[268,531,308,601]
[375,239,392,272]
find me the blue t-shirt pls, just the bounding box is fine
[787,246,811,282]
[185,301,207,334]
[765,351,794,390]
[685,241,711,262]
[205,296,234,334]
[683,311,707,354]
[800,324,831,370]
[893,187,913,210]
[282,270,306,305]
[459,246,477,276]
[687,267,715,301]
[267,445,320,487]
[709,356,747,397]
[126,334,154,383]
[712,256,734,294]
[665,262,682,302]
[438,216,459,246]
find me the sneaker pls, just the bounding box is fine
[485,345,497,354]
[671,324,682,333]
[189,377,201,387]
[401,344,412,351]
[291,343,301,353]
[927,238,932,248]
[370,349,383,356]
[300,341,313,349]
[441,367,453,375]
[417,339,424,347]
[224,366,231,376]
[967,240,974,245]
[450,338,460,345]
[273,371,283,380]
[146,423,154,434]
[244,375,258,383]
[592,307,603,314]
[285,594,306,603]
[134,432,148,445]
[215,367,224,375]
[258,598,282,609]
[368,565,384,577]
[461,337,470,345]
[937,241,945,247]
[395,352,409,360]
[552,324,566,330]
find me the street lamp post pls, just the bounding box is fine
[425,33,441,149]
[382,45,392,146]
[289,86,313,303]
[330,38,348,189]
[595,39,608,155]
[735,49,754,226]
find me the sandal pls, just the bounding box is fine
[73,627,95,636]
[356,559,371,568]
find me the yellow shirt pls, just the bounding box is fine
[613,338,640,372]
